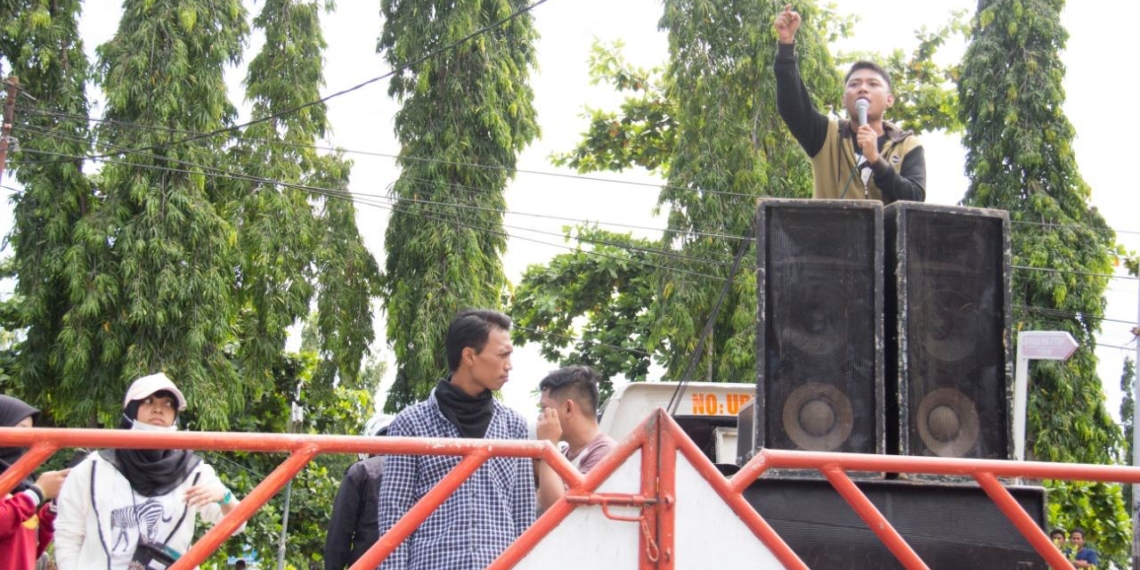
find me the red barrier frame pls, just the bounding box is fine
[4,409,1139,569]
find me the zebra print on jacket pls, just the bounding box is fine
[109,499,173,553]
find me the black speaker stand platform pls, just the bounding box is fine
[740,475,1047,570]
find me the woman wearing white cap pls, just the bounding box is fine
[53,373,243,570]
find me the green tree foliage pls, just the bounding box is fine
[235,0,381,391]
[41,0,250,428]
[202,348,380,569]
[2,0,380,433]
[511,226,656,395]
[648,0,838,383]
[550,41,674,175]
[378,0,539,410]
[520,3,961,383]
[0,0,93,425]
[959,0,1130,562]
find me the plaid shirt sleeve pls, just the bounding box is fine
[509,412,537,534]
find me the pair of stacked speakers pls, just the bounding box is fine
[753,198,1012,461]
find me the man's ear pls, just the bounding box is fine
[461,346,476,367]
[563,398,576,417]
[886,93,895,108]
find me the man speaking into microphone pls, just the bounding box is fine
[773,4,925,204]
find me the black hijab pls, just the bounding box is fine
[0,395,40,493]
[103,391,200,497]
[434,378,495,438]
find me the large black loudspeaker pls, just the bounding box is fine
[884,202,1012,459]
[755,199,884,455]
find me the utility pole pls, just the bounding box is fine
[0,76,20,186]
[277,388,304,570]
[1132,277,1140,570]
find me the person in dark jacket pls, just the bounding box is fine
[323,414,394,570]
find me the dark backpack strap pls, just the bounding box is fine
[160,471,201,545]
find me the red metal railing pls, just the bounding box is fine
[3,409,1138,569]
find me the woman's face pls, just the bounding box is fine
[14,416,32,428]
[136,394,177,427]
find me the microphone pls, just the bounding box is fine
[855,98,870,126]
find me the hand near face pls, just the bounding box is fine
[536,407,562,444]
[774,4,802,44]
[856,124,880,164]
[34,469,71,500]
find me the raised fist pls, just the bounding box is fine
[774,4,802,44]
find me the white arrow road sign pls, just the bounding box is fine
[1014,331,1080,461]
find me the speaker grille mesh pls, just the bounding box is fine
[898,208,1009,459]
[763,205,880,453]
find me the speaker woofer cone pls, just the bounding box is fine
[783,382,854,451]
[916,387,980,457]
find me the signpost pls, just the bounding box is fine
[1013,331,1079,462]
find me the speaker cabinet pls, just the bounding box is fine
[884,203,1012,460]
[743,477,1047,569]
[755,199,885,455]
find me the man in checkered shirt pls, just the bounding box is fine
[377,309,536,569]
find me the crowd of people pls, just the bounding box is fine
[2,309,617,570]
[2,374,243,570]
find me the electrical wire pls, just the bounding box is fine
[10,130,1140,332]
[11,124,736,269]
[14,110,752,243]
[20,106,1140,248]
[18,0,553,166]
[13,145,746,285]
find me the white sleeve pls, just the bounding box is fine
[191,462,245,534]
[53,457,94,570]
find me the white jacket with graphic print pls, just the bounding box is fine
[53,451,241,570]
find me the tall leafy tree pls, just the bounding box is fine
[0,0,93,423]
[511,226,656,397]
[378,0,539,410]
[234,0,381,390]
[55,0,250,428]
[960,0,1129,562]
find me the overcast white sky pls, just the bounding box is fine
[2,0,1137,424]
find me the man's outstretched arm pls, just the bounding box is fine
[773,4,829,157]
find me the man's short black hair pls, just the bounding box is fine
[445,309,512,372]
[845,60,892,93]
[1070,527,1086,537]
[1050,528,1067,538]
[538,366,603,417]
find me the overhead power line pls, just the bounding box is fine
[14,145,744,286]
[17,0,553,167]
[16,108,1140,239]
